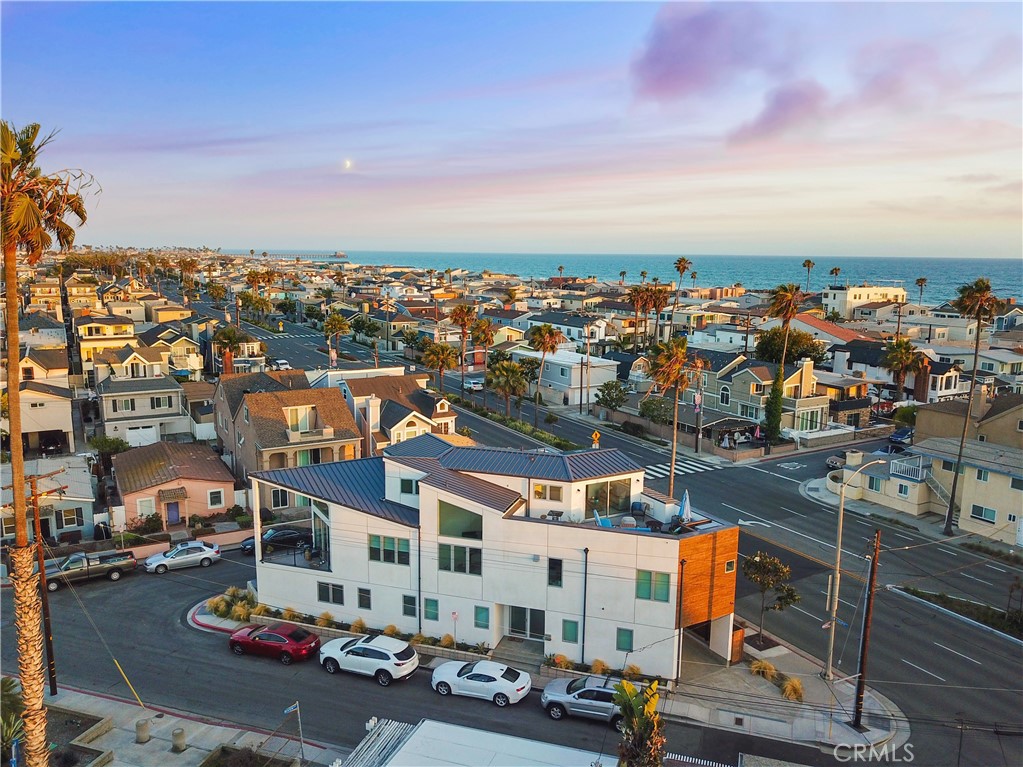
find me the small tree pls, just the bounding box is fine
[742,551,800,645]
[764,369,784,444]
[304,305,323,322]
[613,679,666,767]
[594,380,628,415]
[639,396,673,425]
[754,327,827,366]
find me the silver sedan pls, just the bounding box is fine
[143,541,221,574]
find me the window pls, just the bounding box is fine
[21,367,34,381]
[560,367,567,377]
[897,483,910,498]
[719,386,730,406]
[137,497,155,517]
[739,404,759,420]
[208,490,224,508]
[976,469,989,482]
[118,399,135,412]
[980,362,995,372]
[150,396,172,409]
[368,535,410,565]
[725,559,736,573]
[1009,513,1018,523]
[438,543,482,575]
[29,402,44,409]
[55,508,84,529]
[548,558,563,587]
[271,488,288,508]
[1011,478,1023,491]
[474,606,490,629]
[533,484,563,501]
[317,582,343,605]
[868,476,882,492]
[978,435,986,443]
[439,501,482,539]
[616,628,634,652]
[400,478,420,495]
[562,619,579,644]
[941,460,964,474]
[402,595,417,617]
[424,598,439,621]
[970,505,996,524]
[636,570,670,602]
[1018,420,1023,432]
[358,587,372,609]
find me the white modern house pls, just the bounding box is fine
[250,435,739,679]
[510,348,618,407]
[822,283,907,320]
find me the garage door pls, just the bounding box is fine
[126,425,160,447]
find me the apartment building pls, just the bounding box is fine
[822,283,907,320]
[75,314,137,386]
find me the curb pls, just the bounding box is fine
[187,601,240,634]
[888,586,1023,647]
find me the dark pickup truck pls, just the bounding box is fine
[44,551,137,592]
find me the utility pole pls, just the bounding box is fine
[853,529,881,730]
[675,558,687,684]
[579,323,591,415]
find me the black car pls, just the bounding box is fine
[239,536,257,555]
[258,528,312,553]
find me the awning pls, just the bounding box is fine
[158,487,189,502]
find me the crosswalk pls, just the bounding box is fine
[249,331,321,340]
[644,458,721,481]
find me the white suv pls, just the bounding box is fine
[318,634,419,686]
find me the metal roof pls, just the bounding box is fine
[387,457,522,511]
[382,433,455,459]
[97,376,183,395]
[438,445,643,482]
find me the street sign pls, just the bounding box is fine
[591,430,600,441]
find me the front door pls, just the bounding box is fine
[166,502,180,524]
[508,606,545,640]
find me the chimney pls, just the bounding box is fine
[970,382,988,414]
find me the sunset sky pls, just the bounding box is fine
[3,1,1020,257]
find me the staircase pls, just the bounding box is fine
[490,636,546,673]
[925,474,960,524]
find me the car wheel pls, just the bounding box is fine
[200,558,212,568]
[279,652,293,665]
[46,580,60,593]
[265,545,274,554]
[231,643,245,656]
[435,682,451,696]
[108,570,122,581]
[612,715,624,733]
[155,564,168,574]
[323,658,340,674]
[375,670,393,687]
[547,703,566,721]
[493,693,510,707]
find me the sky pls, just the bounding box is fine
[2,1,1020,258]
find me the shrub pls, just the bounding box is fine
[750,659,777,682]
[241,590,257,607]
[251,603,272,616]
[315,612,334,628]
[781,676,804,702]
[382,624,399,637]
[230,603,252,622]
[410,633,427,645]
[126,514,164,535]
[622,663,641,680]
[281,607,302,623]
[553,654,574,670]
[235,515,252,528]
[590,659,611,675]
[440,634,455,649]
[472,641,491,655]
[621,421,645,437]
[225,586,244,600]
[206,596,230,618]
[350,617,367,634]
[544,412,559,425]
[227,504,244,518]
[421,635,440,646]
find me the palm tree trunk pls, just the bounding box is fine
[534,353,546,429]
[4,242,48,767]
[459,334,466,392]
[668,386,680,498]
[505,394,511,418]
[944,324,983,535]
[632,308,640,353]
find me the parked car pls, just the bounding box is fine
[889,427,915,444]
[431,660,531,707]
[229,622,320,665]
[318,634,419,686]
[142,541,221,573]
[260,528,312,553]
[872,444,906,456]
[462,380,484,392]
[239,536,256,555]
[44,551,137,592]
[825,452,848,470]
[540,675,625,730]
[274,359,292,370]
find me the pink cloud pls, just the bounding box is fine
[631,3,790,101]
[728,80,829,144]
[848,40,952,110]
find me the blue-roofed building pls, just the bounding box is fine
[249,435,738,679]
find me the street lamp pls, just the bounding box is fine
[823,456,885,681]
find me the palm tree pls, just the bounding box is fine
[690,271,697,289]
[426,268,436,287]
[449,303,477,392]
[471,318,496,373]
[648,286,671,346]
[764,283,805,445]
[444,267,453,286]
[179,257,199,298]
[627,285,652,353]
[640,270,648,284]
[647,337,695,497]
[915,277,927,306]
[212,325,252,375]
[944,278,1004,536]
[619,270,627,285]
[829,266,841,285]
[245,268,263,296]
[207,283,227,303]
[528,323,567,428]
[422,341,458,392]
[502,286,519,307]
[486,360,527,416]
[881,338,926,402]
[323,311,351,361]
[671,257,691,316]
[3,121,91,767]
[557,265,565,281]
[802,259,815,292]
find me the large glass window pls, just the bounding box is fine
[369,535,410,565]
[439,501,482,539]
[585,478,632,519]
[970,505,996,524]
[402,595,417,617]
[636,570,670,602]
[317,582,343,605]
[424,598,439,621]
[548,558,563,587]
[439,543,482,575]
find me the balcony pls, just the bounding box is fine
[890,454,929,482]
[829,396,873,413]
[286,426,335,443]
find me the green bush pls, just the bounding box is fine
[127,514,164,535]
[621,421,645,437]
[227,504,244,518]
[235,515,252,528]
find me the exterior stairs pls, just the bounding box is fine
[490,636,546,673]
[925,473,960,524]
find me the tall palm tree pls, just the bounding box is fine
[557,265,565,281]
[881,338,926,402]
[444,267,453,286]
[212,325,252,375]
[944,278,1004,536]
[767,283,805,369]
[640,270,648,284]
[829,266,841,285]
[207,283,227,303]
[802,259,815,292]
[619,270,627,285]
[649,286,671,346]
[502,286,519,307]
[245,269,263,296]
[627,285,649,353]
[179,257,199,298]
[486,360,527,416]
[323,311,351,361]
[529,323,567,428]
[2,120,91,767]
[647,337,693,497]
[671,257,691,317]
[690,271,697,289]
[449,303,477,392]
[426,268,435,287]
[471,318,496,373]
[915,277,927,306]
[422,341,458,393]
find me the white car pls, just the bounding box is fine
[431,660,531,707]
[143,541,221,573]
[274,359,292,370]
[319,634,419,686]
[462,380,484,392]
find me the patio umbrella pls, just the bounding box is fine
[754,425,761,440]
[680,489,692,523]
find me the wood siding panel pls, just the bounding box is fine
[678,527,738,627]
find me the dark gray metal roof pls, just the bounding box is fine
[382,433,454,458]
[438,445,643,482]
[97,376,183,395]
[388,457,522,511]
[252,457,419,528]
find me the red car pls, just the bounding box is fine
[229,622,320,665]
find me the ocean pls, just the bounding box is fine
[225,251,1023,303]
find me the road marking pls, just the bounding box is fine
[738,518,772,528]
[901,659,946,681]
[792,606,824,622]
[780,507,808,518]
[720,504,861,560]
[961,573,994,586]
[850,518,871,526]
[938,547,959,557]
[747,466,802,484]
[985,564,1007,573]
[893,533,914,541]
[932,642,982,665]
[819,590,858,609]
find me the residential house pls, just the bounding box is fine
[19,347,70,383]
[210,330,266,374]
[180,380,217,441]
[480,308,531,328]
[851,301,928,324]
[63,276,99,310]
[814,370,879,429]
[602,351,652,393]
[822,283,907,320]
[112,442,237,529]
[75,314,137,387]
[249,434,739,679]
[1,456,97,546]
[524,312,614,351]
[95,346,189,447]
[11,380,75,456]
[831,339,968,403]
[340,374,457,456]
[147,301,193,324]
[510,348,618,407]
[19,311,68,350]
[105,301,147,323]
[759,313,869,350]
[26,278,63,320]
[139,324,204,380]
[915,390,1023,448]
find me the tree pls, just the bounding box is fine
[671,257,691,319]
[690,271,697,289]
[422,341,457,392]
[3,121,91,767]
[764,283,804,444]
[449,303,477,392]
[400,327,421,352]
[613,679,666,767]
[557,265,564,281]
[742,551,800,645]
[881,338,926,402]
[212,325,252,375]
[1,678,25,764]
[944,278,1004,536]
[471,318,496,372]
[648,286,671,346]
[208,282,228,303]
[275,297,297,319]
[764,371,784,444]
[304,305,323,322]
[619,269,627,285]
[488,348,511,367]
[627,285,651,353]
[323,311,351,360]
[639,396,673,424]
[802,259,815,292]
[486,361,527,416]
[501,287,518,306]
[594,380,628,415]
[646,337,693,497]
[829,266,841,284]
[915,277,927,306]
[529,324,567,428]
[754,327,827,366]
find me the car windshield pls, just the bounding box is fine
[457,661,478,678]
[500,668,520,683]
[340,637,360,651]
[287,627,312,642]
[566,677,588,694]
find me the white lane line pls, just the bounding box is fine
[901,659,946,681]
[780,507,808,518]
[719,503,861,560]
[985,564,1007,573]
[850,519,872,526]
[894,533,914,541]
[747,466,802,484]
[933,642,982,666]
[819,590,858,609]
[792,606,824,622]
[939,547,959,557]
[961,573,994,586]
